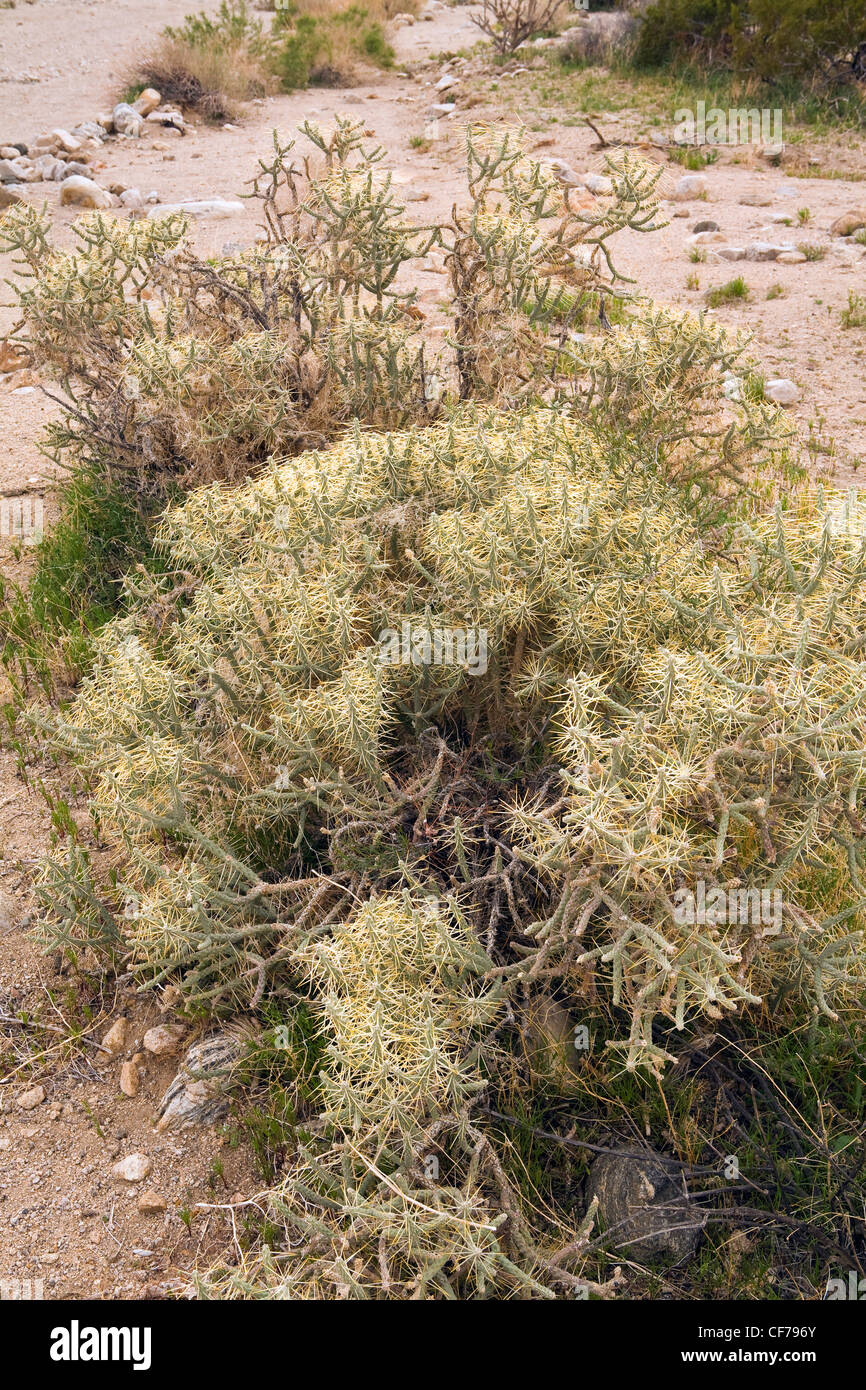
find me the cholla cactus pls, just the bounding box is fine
[34,401,866,1292]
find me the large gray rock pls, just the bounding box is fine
[586,1150,705,1262]
[156,1031,246,1131]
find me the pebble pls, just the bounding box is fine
[18,1084,46,1111]
[119,1060,140,1097]
[582,172,614,195]
[670,173,709,201]
[830,210,866,237]
[101,1017,129,1055]
[143,1023,186,1056]
[112,1153,152,1182]
[147,199,243,219]
[692,220,719,233]
[765,378,799,405]
[137,1191,167,1214]
[776,250,807,264]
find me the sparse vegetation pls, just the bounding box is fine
[705,275,750,306]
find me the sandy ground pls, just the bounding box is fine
[0,0,864,1300]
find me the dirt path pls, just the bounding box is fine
[0,0,864,1300]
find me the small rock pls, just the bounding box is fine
[670,173,708,201]
[435,74,457,92]
[60,175,112,209]
[112,103,144,137]
[582,172,614,195]
[687,230,724,247]
[830,210,866,237]
[738,192,772,208]
[671,207,689,218]
[137,1190,167,1214]
[692,219,719,233]
[587,1150,705,1261]
[18,1084,46,1111]
[0,157,38,184]
[0,145,20,160]
[119,188,145,210]
[71,121,109,142]
[147,199,243,219]
[544,157,582,188]
[143,1023,187,1056]
[146,108,186,131]
[112,1153,152,1182]
[133,88,162,117]
[715,246,747,261]
[119,1060,140,1097]
[765,378,799,406]
[776,250,807,264]
[61,162,92,180]
[0,185,23,209]
[744,241,793,261]
[51,128,81,154]
[101,1017,129,1055]
[32,153,65,180]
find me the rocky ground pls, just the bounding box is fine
[0,0,864,1300]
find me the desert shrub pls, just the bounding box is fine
[136,0,273,119]
[0,123,682,680]
[132,0,403,109]
[33,401,865,1293]
[472,0,566,56]
[632,0,866,85]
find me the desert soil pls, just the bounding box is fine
[0,0,864,1300]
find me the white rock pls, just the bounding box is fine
[686,230,724,247]
[119,188,145,210]
[544,157,583,188]
[435,74,457,92]
[147,199,243,219]
[51,128,81,154]
[0,157,39,183]
[60,175,112,209]
[143,1023,187,1055]
[429,102,456,117]
[765,378,799,406]
[671,173,708,201]
[33,153,66,181]
[723,377,743,402]
[582,172,614,195]
[716,247,747,261]
[146,108,186,131]
[744,241,794,261]
[112,1153,152,1182]
[776,250,807,264]
[112,103,144,137]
